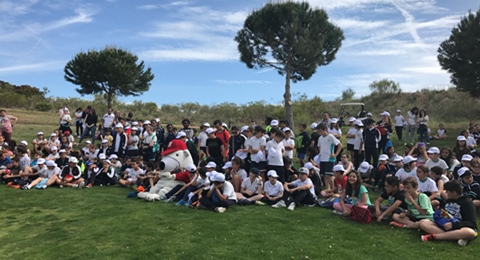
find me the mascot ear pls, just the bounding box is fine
[183,151,191,158]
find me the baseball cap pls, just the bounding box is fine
[37,131,44,136]
[86,161,94,167]
[143,120,151,125]
[367,112,372,116]
[283,127,291,133]
[222,161,232,169]
[132,121,139,126]
[20,140,28,145]
[331,118,338,124]
[240,126,249,133]
[206,161,217,168]
[109,154,118,160]
[64,131,70,135]
[37,158,46,164]
[59,149,66,154]
[310,123,318,129]
[98,153,106,160]
[458,167,472,178]
[202,122,210,127]
[115,123,123,128]
[393,155,403,162]
[403,155,417,164]
[46,160,56,167]
[205,128,214,135]
[333,164,345,172]
[85,140,92,144]
[155,118,160,123]
[50,133,56,137]
[131,127,138,131]
[427,147,440,154]
[379,154,389,161]
[101,139,108,144]
[176,132,187,138]
[358,162,370,173]
[461,154,473,161]
[270,120,279,126]
[417,142,426,148]
[267,170,279,178]
[396,109,401,113]
[457,136,466,141]
[187,165,197,173]
[69,157,78,163]
[222,123,228,128]
[354,120,364,127]
[349,117,356,122]
[298,167,309,174]
[380,111,390,117]
[51,146,58,151]
[304,162,314,170]
[211,173,226,182]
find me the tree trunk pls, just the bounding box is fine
[107,93,112,109]
[284,67,294,129]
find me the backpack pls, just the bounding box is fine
[349,205,372,224]
[294,135,303,149]
[318,197,340,209]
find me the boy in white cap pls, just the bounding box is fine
[395,156,418,183]
[266,129,286,183]
[198,172,237,213]
[272,167,317,211]
[235,168,264,205]
[458,167,480,210]
[322,164,347,198]
[258,170,284,205]
[425,147,448,175]
[358,161,373,189]
[57,157,84,188]
[112,123,128,159]
[452,154,473,180]
[22,160,61,189]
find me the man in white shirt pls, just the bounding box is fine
[394,109,405,141]
[198,173,237,213]
[197,122,210,153]
[101,108,115,136]
[271,167,317,211]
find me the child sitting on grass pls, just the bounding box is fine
[390,177,434,229]
[458,167,480,210]
[118,160,144,187]
[370,177,408,222]
[416,165,439,201]
[433,123,447,140]
[420,180,478,246]
[321,164,347,198]
[333,170,371,216]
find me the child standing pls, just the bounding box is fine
[316,124,342,190]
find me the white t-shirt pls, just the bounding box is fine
[346,127,357,145]
[197,132,208,147]
[248,136,266,152]
[436,129,446,137]
[282,138,295,159]
[196,176,210,187]
[394,115,405,127]
[241,177,261,193]
[418,115,429,126]
[209,181,236,201]
[266,140,284,166]
[263,180,284,197]
[60,114,71,125]
[328,128,342,136]
[425,159,448,170]
[467,136,476,147]
[42,167,61,178]
[235,169,248,180]
[417,177,439,193]
[395,167,417,183]
[407,111,416,125]
[102,113,115,128]
[353,129,363,150]
[33,165,47,177]
[127,168,145,180]
[128,135,139,150]
[291,178,316,199]
[317,134,340,162]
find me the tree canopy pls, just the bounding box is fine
[235,1,344,128]
[64,47,155,109]
[438,9,480,97]
[369,79,402,95]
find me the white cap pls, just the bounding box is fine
[109,154,118,160]
[69,157,78,163]
[104,159,111,164]
[457,136,466,141]
[46,161,56,167]
[283,127,291,132]
[367,112,372,116]
[461,154,473,161]
[333,164,345,172]
[359,162,370,173]
[187,165,197,172]
[222,123,228,128]
[51,146,58,151]
[50,133,57,137]
[379,154,389,161]
[402,155,417,164]
[240,126,249,133]
[205,128,215,134]
[132,121,139,126]
[155,118,160,122]
[393,155,403,162]
[115,123,123,128]
[211,173,225,182]
[331,118,338,124]
[59,149,66,154]
[310,123,318,129]
[85,140,92,144]
[202,122,210,127]
[304,162,314,170]
[354,120,364,127]
[20,140,28,145]
[101,139,108,144]
[144,120,151,125]
[396,109,401,113]
[427,147,440,154]
[267,170,279,178]
[298,167,309,174]
[458,167,471,177]
[131,127,138,131]
[349,117,356,122]
[222,161,232,169]
[98,153,106,160]
[206,161,217,168]
[270,120,279,126]
[37,131,44,135]
[380,111,390,117]
[37,158,46,164]
[176,132,187,138]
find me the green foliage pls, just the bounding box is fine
[341,88,356,101]
[369,79,402,95]
[235,1,344,128]
[438,9,480,97]
[64,47,155,108]
[34,102,52,112]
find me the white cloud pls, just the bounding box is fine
[213,80,274,85]
[137,4,158,10]
[0,61,63,74]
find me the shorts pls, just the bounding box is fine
[297,153,306,160]
[347,143,354,151]
[320,162,334,176]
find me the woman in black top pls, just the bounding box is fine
[79,108,98,144]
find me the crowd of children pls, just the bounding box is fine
[0,106,478,246]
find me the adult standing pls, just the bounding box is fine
[101,108,116,137]
[393,109,405,141]
[0,109,18,143]
[214,120,230,162]
[79,108,98,144]
[404,107,418,145]
[418,109,429,144]
[74,107,84,138]
[59,108,73,134]
[179,119,194,140]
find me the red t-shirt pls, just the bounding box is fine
[215,130,231,156]
[175,171,191,184]
[335,175,348,193]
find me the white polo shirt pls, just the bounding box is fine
[291,178,316,199]
[425,158,448,170]
[263,180,284,197]
[102,113,115,128]
[241,177,261,193]
[417,177,439,193]
[266,139,284,166]
[317,134,340,162]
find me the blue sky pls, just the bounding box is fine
[0,0,478,106]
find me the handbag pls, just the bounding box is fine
[349,205,372,224]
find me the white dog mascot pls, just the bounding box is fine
[137,139,194,201]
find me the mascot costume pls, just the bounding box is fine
[137,139,194,201]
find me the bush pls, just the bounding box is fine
[35,102,52,112]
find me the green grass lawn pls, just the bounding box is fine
[0,187,478,260]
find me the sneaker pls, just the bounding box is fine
[131,184,138,191]
[271,200,286,208]
[78,181,85,189]
[21,185,30,190]
[458,239,468,246]
[255,201,266,206]
[7,182,13,186]
[40,185,47,189]
[87,183,92,188]
[184,201,192,207]
[332,210,343,215]
[175,199,186,206]
[421,234,436,242]
[287,202,296,211]
[72,184,79,188]
[12,185,20,189]
[215,207,226,213]
[390,221,406,228]
[159,195,167,201]
[59,185,64,188]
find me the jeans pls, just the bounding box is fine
[404,125,416,144]
[418,125,429,143]
[395,126,403,141]
[79,125,97,143]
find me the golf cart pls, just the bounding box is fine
[337,103,368,127]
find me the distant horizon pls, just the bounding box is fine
[0,0,476,106]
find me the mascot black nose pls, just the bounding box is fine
[159,162,165,170]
